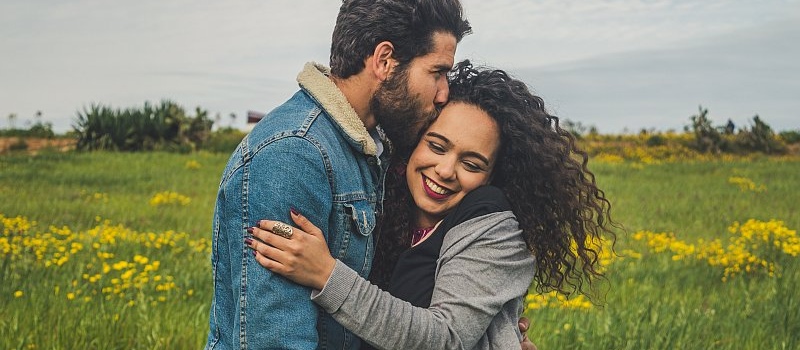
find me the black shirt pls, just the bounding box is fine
[387,185,511,308]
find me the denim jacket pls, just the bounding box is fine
[205,62,389,350]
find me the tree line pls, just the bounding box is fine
[4,103,798,155]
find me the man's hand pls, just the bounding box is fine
[519,317,538,350]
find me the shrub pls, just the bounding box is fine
[0,122,55,138]
[779,130,800,144]
[201,127,246,153]
[9,138,28,151]
[27,122,56,138]
[733,116,786,154]
[687,106,725,154]
[73,100,213,152]
[646,134,666,147]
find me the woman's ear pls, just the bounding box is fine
[369,41,396,81]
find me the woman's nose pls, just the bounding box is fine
[434,158,456,180]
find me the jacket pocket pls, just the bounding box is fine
[330,199,375,277]
[343,200,376,236]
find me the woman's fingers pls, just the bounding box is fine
[256,219,300,239]
[252,249,294,276]
[290,209,324,239]
[246,232,288,264]
[246,211,335,290]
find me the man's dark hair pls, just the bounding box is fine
[330,0,472,78]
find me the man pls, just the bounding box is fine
[205,1,471,349]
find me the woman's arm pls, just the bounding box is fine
[250,211,535,349]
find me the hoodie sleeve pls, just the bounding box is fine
[311,212,535,350]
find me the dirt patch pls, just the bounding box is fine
[786,143,800,155]
[0,137,77,155]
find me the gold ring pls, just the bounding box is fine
[272,222,293,239]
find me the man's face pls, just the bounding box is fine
[372,32,457,156]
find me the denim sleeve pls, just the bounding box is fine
[242,137,332,349]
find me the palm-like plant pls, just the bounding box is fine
[73,101,214,152]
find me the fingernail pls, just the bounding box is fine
[244,237,253,246]
[253,250,258,257]
[246,227,254,234]
[290,207,299,216]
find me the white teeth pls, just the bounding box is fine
[425,177,449,195]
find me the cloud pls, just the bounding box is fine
[0,0,339,130]
[511,17,800,132]
[459,0,799,67]
[1,0,797,132]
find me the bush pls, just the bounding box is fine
[73,100,213,152]
[733,116,786,154]
[687,106,725,154]
[0,122,55,138]
[779,130,800,144]
[201,127,246,153]
[27,122,56,138]
[646,134,666,147]
[9,138,28,151]
[561,119,591,140]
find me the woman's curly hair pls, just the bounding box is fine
[370,60,616,297]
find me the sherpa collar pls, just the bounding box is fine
[296,62,377,156]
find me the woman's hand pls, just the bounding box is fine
[246,210,336,290]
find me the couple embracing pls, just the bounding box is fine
[205,1,614,349]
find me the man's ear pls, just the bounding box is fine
[368,41,396,81]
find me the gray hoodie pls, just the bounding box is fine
[311,211,536,349]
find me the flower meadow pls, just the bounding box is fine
[2,149,799,349]
[632,219,799,281]
[2,214,209,304]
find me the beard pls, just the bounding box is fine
[370,66,438,158]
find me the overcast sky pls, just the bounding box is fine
[1,0,798,133]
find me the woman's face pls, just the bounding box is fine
[406,102,501,228]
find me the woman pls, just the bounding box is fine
[247,61,614,349]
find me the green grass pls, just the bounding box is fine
[1,151,799,349]
[1,151,226,349]
[594,159,800,236]
[527,159,800,349]
[0,151,227,233]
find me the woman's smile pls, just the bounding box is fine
[407,102,500,228]
[422,175,453,200]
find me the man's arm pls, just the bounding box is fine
[241,137,332,348]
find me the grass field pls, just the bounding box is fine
[1,151,798,349]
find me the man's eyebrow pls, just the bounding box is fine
[433,63,452,71]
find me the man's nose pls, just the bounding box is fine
[434,80,449,106]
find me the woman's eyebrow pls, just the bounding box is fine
[425,131,450,144]
[426,131,491,166]
[463,151,490,167]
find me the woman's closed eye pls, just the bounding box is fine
[460,148,492,173]
[462,160,486,173]
[427,140,446,154]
